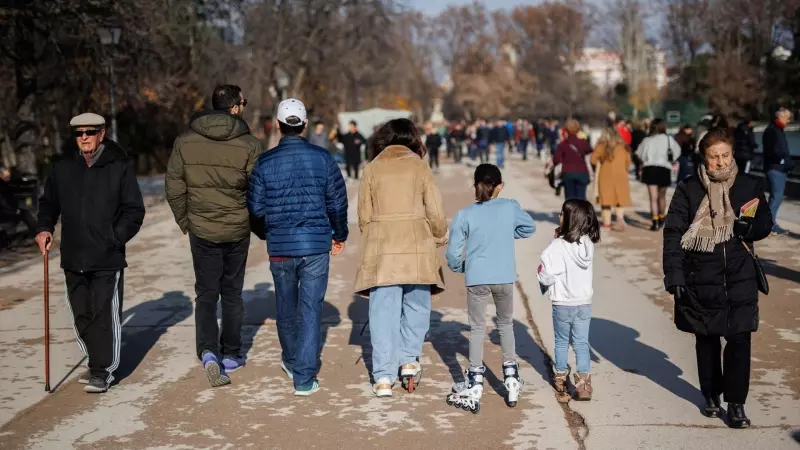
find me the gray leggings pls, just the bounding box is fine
[467,284,515,368]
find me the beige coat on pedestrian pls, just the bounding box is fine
[590,142,633,207]
[354,145,448,296]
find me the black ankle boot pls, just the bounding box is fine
[657,217,664,229]
[728,403,751,428]
[702,394,721,418]
[650,219,659,231]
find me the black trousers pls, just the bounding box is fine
[190,233,249,360]
[429,149,439,169]
[65,269,124,382]
[345,158,361,179]
[695,332,751,404]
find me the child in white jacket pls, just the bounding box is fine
[538,199,600,402]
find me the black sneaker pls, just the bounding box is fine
[728,403,751,428]
[78,369,90,385]
[84,376,109,393]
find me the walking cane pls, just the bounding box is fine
[43,245,51,393]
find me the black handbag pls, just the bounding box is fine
[742,241,769,295]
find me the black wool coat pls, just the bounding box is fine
[663,173,773,336]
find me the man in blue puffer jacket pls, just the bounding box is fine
[248,98,348,396]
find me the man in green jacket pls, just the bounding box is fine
[165,85,264,387]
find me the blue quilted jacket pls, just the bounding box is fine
[248,136,348,257]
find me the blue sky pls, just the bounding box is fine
[406,0,525,15]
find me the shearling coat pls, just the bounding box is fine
[354,145,448,296]
[590,142,633,207]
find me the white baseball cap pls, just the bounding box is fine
[70,112,106,127]
[276,98,307,126]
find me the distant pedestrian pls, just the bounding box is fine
[637,118,680,231]
[630,120,648,181]
[615,118,632,146]
[538,199,600,402]
[535,119,546,159]
[424,122,444,172]
[517,120,534,161]
[37,112,145,393]
[762,107,794,234]
[339,120,366,181]
[553,120,593,201]
[491,120,510,168]
[444,164,535,412]
[448,123,466,163]
[591,128,632,230]
[475,120,491,164]
[674,124,697,181]
[309,121,331,150]
[166,85,264,387]
[733,118,757,174]
[663,128,772,428]
[354,118,447,398]
[248,98,348,397]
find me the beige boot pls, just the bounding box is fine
[573,373,592,401]
[554,371,570,403]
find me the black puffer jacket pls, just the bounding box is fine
[663,174,772,336]
[38,140,145,272]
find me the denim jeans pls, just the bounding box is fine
[767,169,787,229]
[519,140,529,160]
[269,253,330,389]
[495,143,506,167]
[562,173,589,201]
[369,284,431,383]
[552,304,592,373]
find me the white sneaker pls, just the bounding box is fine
[372,377,393,398]
[281,361,294,380]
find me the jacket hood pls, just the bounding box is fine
[190,111,251,141]
[561,236,594,269]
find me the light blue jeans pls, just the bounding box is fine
[767,169,787,230]
[552,305,592,373]
[369,285,431,383]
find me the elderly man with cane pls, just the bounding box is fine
[36,112,145,393]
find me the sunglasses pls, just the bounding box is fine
[73,129,102,137]
[240,99,248,107]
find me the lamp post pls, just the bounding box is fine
[98,25,121,142]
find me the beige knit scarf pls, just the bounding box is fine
[680,162,738,253]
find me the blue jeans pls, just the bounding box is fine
[519,140,529,160]
[269,253,330,389]
[767,169,787,229]
[369,285,431,383]
[495,143,506,167]
[552,305,592,373]
[562,173,589,200]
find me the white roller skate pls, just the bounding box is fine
[446,366,484,414]
[399,360,422,393]
[503,360,524,407]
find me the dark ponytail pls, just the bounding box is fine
[474,163,502,203]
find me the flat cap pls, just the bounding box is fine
[69,113,106,127]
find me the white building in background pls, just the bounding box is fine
[576,46,667,92]
[576,48,624,92]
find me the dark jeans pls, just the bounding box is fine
[345,158,361,179]
[677,154,694,181]
[64,269,124,382]
[190,233,249,360]
[563,173,590,200]
[519,139,529,160]
[695,332,751,404]
[269,252,330,388]
[478,145,490,163]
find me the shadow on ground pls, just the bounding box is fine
[526,210,559,227]
[590,318,701,408]
[761,258,800,284]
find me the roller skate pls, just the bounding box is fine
[503,361,524,407]
[446,366,484,414]
[399,360,422,393]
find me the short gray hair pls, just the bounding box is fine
[776,107,791,118]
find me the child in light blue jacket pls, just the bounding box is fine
[445,164,535,412]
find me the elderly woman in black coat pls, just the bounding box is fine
[663,127,773,428]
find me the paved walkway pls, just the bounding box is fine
[0,154,798,449]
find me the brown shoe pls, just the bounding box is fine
[554,371,570,403]
[573,373,592,401]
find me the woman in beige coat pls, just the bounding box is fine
[355,119,448,398]
[591,128,633,230]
